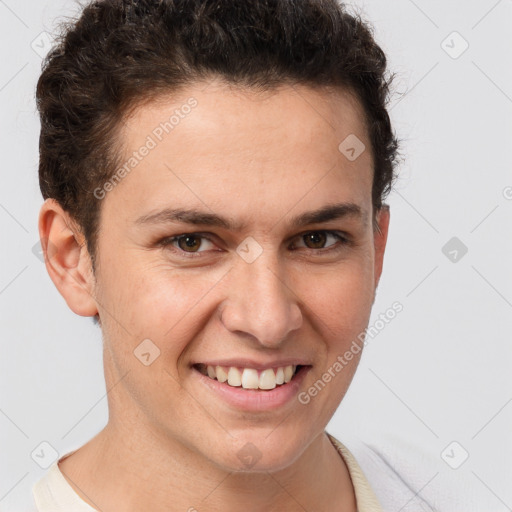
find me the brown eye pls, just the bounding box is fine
[293,230,350,253]
[159,233,218,258]
[303,231,328,249]
[177,235,203,252]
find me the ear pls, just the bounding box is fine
[373,204,390,290]
[37,198,98,317]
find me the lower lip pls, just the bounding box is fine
[193,366,311,412]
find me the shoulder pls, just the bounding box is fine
[337,430,508,512]
[32,454,97,512]
[327,431,436,512]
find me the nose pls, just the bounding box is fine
[219,251,303,348]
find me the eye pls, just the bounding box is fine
[161,233,217,256]
[158,229,351,259]
[292,230,349,252]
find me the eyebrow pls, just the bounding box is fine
[135,202,367,231]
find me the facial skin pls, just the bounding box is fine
[39,79,389,512]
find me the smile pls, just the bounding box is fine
[194,363,302,391]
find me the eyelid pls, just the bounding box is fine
[157,232,219,257]
[290,230,350,249]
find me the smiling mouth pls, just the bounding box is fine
[193,363,306,391]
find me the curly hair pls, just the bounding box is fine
[36,0,400,270]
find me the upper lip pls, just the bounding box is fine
[192,358,312,370]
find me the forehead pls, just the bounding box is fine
[121,79,367,140]
[119,80,371,162]
[107,80,374,229]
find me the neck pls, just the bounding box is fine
[59,420,356,512]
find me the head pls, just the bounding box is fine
[37,0,399,472]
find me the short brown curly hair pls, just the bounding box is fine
[36,0,399,271]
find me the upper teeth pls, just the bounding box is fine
[205,365,297,390]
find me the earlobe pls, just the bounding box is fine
[373,204,390,290]
[38,198,99,317]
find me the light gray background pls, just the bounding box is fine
[1,1,511,511]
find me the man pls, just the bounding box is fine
[32,0,399,510]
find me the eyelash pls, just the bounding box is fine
[157,230,352,259]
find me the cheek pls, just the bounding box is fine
[300,258,375,338]
[100,261,226,359]
[298,267,373,415]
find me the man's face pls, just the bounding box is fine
[92,80,389,471]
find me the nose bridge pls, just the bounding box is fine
[221,245,302,346]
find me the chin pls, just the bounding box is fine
[207,433,310,474]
